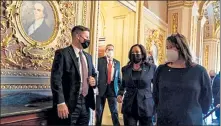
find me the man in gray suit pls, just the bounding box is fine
[96,44,121,126]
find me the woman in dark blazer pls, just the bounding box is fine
[117,44,156,126]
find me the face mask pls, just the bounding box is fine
[106,50,114,58]
[166,49,179,62]
[80,40,90,49]
[210,76,215,79]
[131,54,142,64]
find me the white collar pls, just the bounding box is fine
[72,45,82,57]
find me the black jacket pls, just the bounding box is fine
[50,45,97,112]
[118,63,156,117]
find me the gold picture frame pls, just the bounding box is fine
[15,1,59,47]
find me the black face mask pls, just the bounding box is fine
[131,54,142,64]
[210,76,215,79]
[81,39,90,49]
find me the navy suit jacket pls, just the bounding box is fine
[118,62,156,117]
[97,56,121,96]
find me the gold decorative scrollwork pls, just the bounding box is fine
[1,70,50,77]
[1,1,78,71]
[1,84,50,90]
[82,1,87,26]
[172,13,178,33]
[204,45,209,70]
[146,29,165,65]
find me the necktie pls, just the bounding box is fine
[79,51,88,96]
[107,59,112,84]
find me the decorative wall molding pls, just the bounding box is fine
[172,13,178,33]
[1,84,50,90]
[118,1,136,12]
[144,7,168,28]
[204,45,209,70]
[82,1,87,26]
[203,38,219,44]
[1,69,50,77]
[168,1,194,9]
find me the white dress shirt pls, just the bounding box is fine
[58,45,88,106]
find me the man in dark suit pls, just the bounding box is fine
[96,44,121,126]
[50,25,97,125]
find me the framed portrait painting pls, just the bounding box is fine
[18,1,59,45]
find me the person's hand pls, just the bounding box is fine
[117,95,123,103]
[88,76,96,86]
[57,104,69,119]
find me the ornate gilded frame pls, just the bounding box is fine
[15,1,59,47]
[1,1,79,71]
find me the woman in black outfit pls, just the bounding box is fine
[117,44,156,126]
[153,33,212,125]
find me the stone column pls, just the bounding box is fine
[89,1,100,68]
[203,39,219,71]
[88,1,100,125]
[135,1,144,45]
[196,15,206,65]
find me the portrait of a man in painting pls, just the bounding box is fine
[20,1,55,42]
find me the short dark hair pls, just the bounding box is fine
[105,44,114,50]
[166,33,193,65]
[128,44,147,64]
[71,25,90,37]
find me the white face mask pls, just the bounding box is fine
[166,49,179,62]
[106,50,114,58]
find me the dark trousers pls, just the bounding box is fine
[71,95,90,126]
[215,108,220,123]
[51,95,90,126]
[96,84,120,126]
[123,114,153,126]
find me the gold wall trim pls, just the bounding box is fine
[1,84,50,89]
[168,1,194,8]
[1,70,50,77]
[204,45,209,70]
[82,1,87,26]
[172,13,178,33]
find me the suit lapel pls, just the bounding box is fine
[113,59,117,79]
[68,46,80,76]
[140,64,150,79]
[127,66,135,85]
[104,57,108,76]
